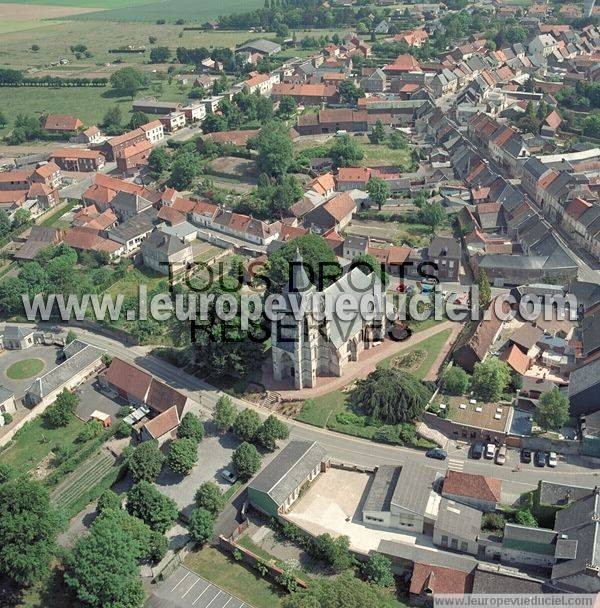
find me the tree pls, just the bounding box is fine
[348,368,432,425]
[362,552,394,587]
[148,147,171,177]
[278,95,297,117]
[266,233,338,294]
[44,388,79,428]
[442,367,470,395]
[0,479,62,586]
[283,570,399,608]
[126,481,178,533]
[97,489,121,514]
[177,412,204,443]
[128,440,165,483]
[366,176,389,210]
[102,106,122,133]
[388,131,407,150]
[232,442,261,480]
[167,438,198,475]
[149,46,171,63]
[64,510,147,608]
[194,482,225,518]
[110,67,147,98]
[312,533,355,572]
[12,207,31,229]
[476,269,492,309]
[0,462,13,484]
[255,414,289,450]
[515,509,538,527]
[66,329,77,344]
[128,111,149,129]
[419,201,445,231]
[213,395,237,432]
[471,358,511,402]
[352,252,387,285]
[370,119,386,144]
[329,134,364,167]
[169,152,199,190]
[254,121,293,176]
[534,388,569,431]
[232,408,262,442]
[188,507,213,544]
[0,111,6,127]
[338,80,363,105]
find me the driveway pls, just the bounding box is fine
[146,566,250,608]
[0,345,62,399]
[74,378,126,422]
[156,429,241,517]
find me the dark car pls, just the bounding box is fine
[425,448,448,460]
[534,451,546,467]
[470,442,484,459]
[521,448,532,464]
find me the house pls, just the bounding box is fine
[247,440,328,517]
[3,325,35,350]
[107,207,158,253]
[140,120,164,144]
[383,54,422,75]
[433,498,482,556]
[568,359,600,417]
[236,39,282,56]
[453,300,506,372]
[360,68,387,93]
[427,236,461,281]
[296,109,367,135]
[30,162,62,190]
[132,100,182,115]
[160,111,186,132]
[43,114,83,134]
[104,129,147,161]
[76,126,102,145]
[15,226,64,261]
[243,72,280,95]
[471,563,545,594]
[0,385,16,417]
[25,340,104,406]
[409,562,473,605]
[110,191,154,222]
[63,226,124,258]
[115,139,153,175]
[496,523,558,568]
[101,357,189,416]
[343,234,369,259]
[304,192,356,233]
[442,470,502,512]
[50,148,105,172]
[139,405,180,445]
[528,34,560,58]
[141,230,193,275]
[362,462,441,533]
[181,103,206,124]
[272,83,339,106]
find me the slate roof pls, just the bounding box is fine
[508,324,544,350]
[391,461,439,513]
[3,325,35,340]
[435,498,482,541]
[248,441,327,508]
[539,481,593,507]
[108,207,158,243]
[471,566,545,594]
[581,314,600,357]
[428,235,461,259]
[141,230,189,257]
[569,358,600,398]
[363,465,401,513]
[0,384,14,403]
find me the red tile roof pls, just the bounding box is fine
[410,563,472,596]
[51,148,104,160]
[337,167,371,184]
[33,162,60,179]
[443,470,502,503]
[44,114,83,132]
[384,53,422,72]
[158,206,185,226]
[322,192,356,222]
[564,197,592,220]
[147,378,187,415]
[501,343,531,376]
[142,405,180,440]
[544,110,562,130]
[105,357,152,402]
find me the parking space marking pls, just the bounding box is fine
[191,585,212,606]
[172,571,191,592]
[205,591,222,608]
[181,578,200,598]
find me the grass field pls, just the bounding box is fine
[5,358,45,379]
[105,265,169,298]
[6,0,154,7]
[0,416,85,474]
[185,546,284,608]
[70,0,264,22]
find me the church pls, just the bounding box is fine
[271,251,387,389]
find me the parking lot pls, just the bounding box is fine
[75,378,125,422]
[146,566,249,608]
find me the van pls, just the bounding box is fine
[485,443,496,459]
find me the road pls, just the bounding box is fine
[7,321,598,499]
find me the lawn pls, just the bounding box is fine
[40,200,77,227]
[104,265,170,298]
[378,328,452,379]
[184,546,284,608]
[7,0,154,7]
[5,358,45,379]
[0,416,85,474]
[353,136,415,170]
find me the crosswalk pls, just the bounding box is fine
[447,458,464,472]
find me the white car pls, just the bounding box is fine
[548,452,558,468]
[221,469,238,484]
[485,443,496,459]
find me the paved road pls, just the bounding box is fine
[147,566,250,608]
[6,321,597,498]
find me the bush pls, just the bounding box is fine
[97,489,121,514]
[2,412,13,425]
[76,420,105,443]
[43,389,79,428]
[335,411,366,426]
[515,509,538,528]
[482,512,506,533]
[126,481,178,533]
[362,552,394,587]
[114,419,131,438]
[148,530,168,563]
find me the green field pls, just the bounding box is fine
[6,0,154,6]
[5,358,45,379]
[70,0,264,22]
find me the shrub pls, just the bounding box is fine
[442,367,470,395]
[2,412,13,425]
[97,489,121,514]
[76,420,104,443]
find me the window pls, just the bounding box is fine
[460,541,468,553]
[365,515,384,523]
[451,538,458,549]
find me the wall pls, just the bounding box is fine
[520,435,580,455]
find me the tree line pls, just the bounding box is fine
[0,69,107,87]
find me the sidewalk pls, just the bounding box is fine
[262,320,459,400]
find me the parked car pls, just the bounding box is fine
[548,451,558,467]
[534,451,546,467]
[470,442,484,459]
[495,445,507,465]
[221,469,238,484]
[425,448,447,460]
[485,443,496,459]
[520,448,532,464]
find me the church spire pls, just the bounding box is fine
[288,248,313,293]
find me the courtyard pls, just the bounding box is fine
[0,345,62,399]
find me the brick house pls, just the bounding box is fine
[49,148,105,172]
